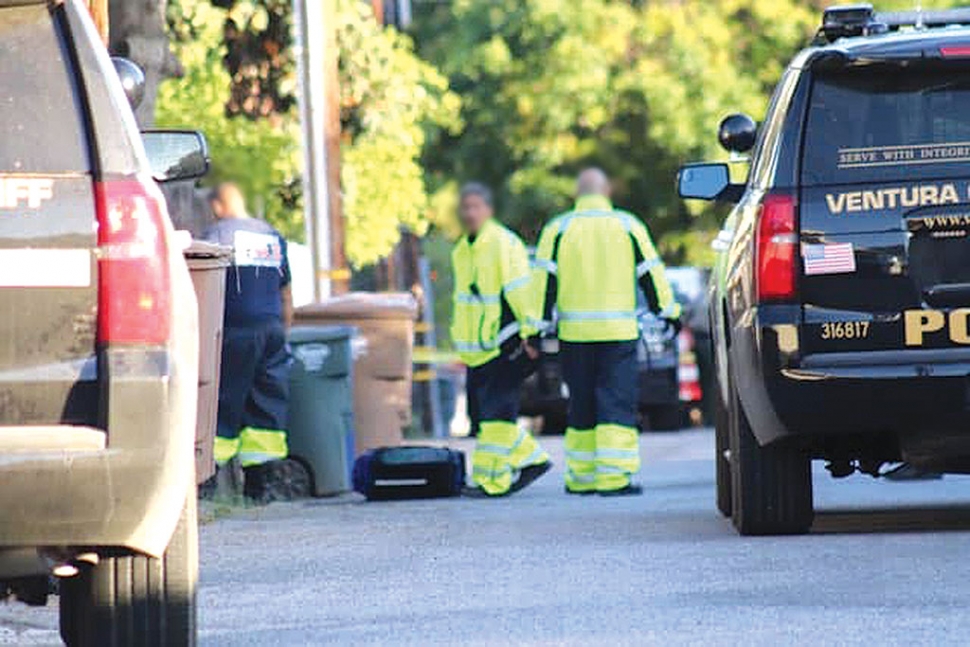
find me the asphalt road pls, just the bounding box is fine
[5,428,970,645]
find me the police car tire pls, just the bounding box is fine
[60,491,198,647]
[714,385,732,518]
[728,383,813,536]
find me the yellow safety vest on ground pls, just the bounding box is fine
[534,195,681,343]
[451,219,537,367]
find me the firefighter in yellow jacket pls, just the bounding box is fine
[534,169,681,496]
[451,183,551,497]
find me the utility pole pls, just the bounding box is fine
[294,0,349,301]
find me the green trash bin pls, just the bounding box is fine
[288,326,356,496]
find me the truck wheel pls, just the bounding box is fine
[729,384,813,536]
[60,492,198,647]
[714,385,732,518]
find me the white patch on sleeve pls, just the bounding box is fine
[233,230,283,268]
[0,249,91,287]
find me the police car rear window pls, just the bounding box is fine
[802,65,970,186]
[0,5,88,173]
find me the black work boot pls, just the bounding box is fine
[599,483,644,497]
[244,459,312,504]
[883,463,943,482]
[200,458,244,501]
[508,461,553,495]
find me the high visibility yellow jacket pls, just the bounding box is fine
[451,219,537,367]
[534,195,680,343]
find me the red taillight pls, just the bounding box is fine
[95,178,172,345]
[756,192,798,302]
[941,45,970,58]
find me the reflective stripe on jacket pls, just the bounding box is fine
[534,195,681,343]
[451,219,537,367]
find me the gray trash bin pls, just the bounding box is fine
[288,326,356,496]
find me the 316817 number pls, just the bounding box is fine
[820,321,870,340]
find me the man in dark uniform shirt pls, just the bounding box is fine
[204,183,293,501]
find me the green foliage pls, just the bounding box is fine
[158,0,303,239]
[336,0,462,267]
[160,0,460,266]
[214,0,298,119]
[413,0,819,264]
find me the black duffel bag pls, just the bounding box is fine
[353,446,466,501]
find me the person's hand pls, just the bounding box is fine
[664,318,683,336]
[522,338,540,361]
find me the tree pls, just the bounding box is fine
[157,0,302,238]
[412,0,818,264]
[336,0,461,267]
[156,0,460,267]
[109,0,183,125]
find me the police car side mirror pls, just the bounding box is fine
[718,113,757,154]
[678,163,742,203]
[141,130,211,183]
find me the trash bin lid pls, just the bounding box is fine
[289,325,357,345]
[184,240,232,269]
[296,292,418,321]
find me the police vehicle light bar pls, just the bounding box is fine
[819,4,970,44]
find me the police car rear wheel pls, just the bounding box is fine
[714,385,732,518]
[60,492,198,647]
[729,383,813,536]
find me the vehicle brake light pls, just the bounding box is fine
[95,178,172,345]
[941,46,970,58]
[756,192,798,302]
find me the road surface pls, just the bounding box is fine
[4,428,970,645]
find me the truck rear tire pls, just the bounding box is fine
[714,385,732,518]
[60,492,198,647]
[729,384,813,536]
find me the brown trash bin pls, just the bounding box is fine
[295,293,417,454]
[184,241,232,483]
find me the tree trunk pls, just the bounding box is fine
[108,0,181,126]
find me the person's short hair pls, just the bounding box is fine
[208,182,239,206]
[459,182,494,208]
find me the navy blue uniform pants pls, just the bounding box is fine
[560,340,639,430]
[560,340,641,491]
[466,354,525,425]
[217,322,291,441]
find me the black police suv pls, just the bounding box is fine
[681,5,970,536]
[0,1,209,644]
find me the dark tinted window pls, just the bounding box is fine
[802,65,970,186]
[0,5,88,173]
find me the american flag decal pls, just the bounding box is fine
[802,243,856,276]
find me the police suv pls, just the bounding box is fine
[680,5,970,536]
[0,1,208,644]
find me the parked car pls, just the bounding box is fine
[0,2,208,645]
[666,267,713,424]
[681,5,970,536]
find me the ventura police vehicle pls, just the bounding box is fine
[680,5,970,536]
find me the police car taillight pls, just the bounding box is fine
[756,193,798,302]
[95,178,172,345]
